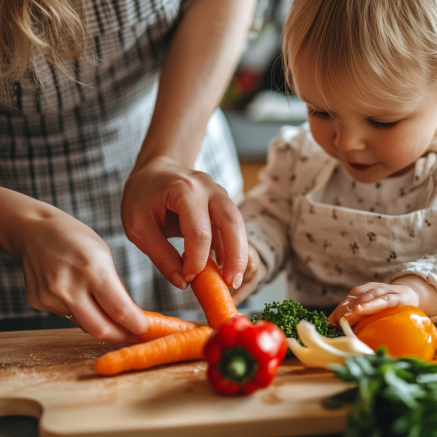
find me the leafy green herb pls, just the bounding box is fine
[324,349,437,437]
[251,299,341,344]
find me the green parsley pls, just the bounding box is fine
[251,299,340,344]
[323,349,437,437]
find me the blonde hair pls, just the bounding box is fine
[0,0,86,83]
[283,0,437,116]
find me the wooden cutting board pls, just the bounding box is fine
[0,328,348,437]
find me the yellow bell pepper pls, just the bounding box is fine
[353,306,437,361]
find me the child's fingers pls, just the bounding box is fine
[339,294,403,326]
[243,243,262,283]
[354,291,412,315]
[328,298,355,327]
[330,282,420,328]
[208,193,248,289]
[232,282,256,306]
[242,258,258,284]
[232,252,266,306]
[328,282,388,326]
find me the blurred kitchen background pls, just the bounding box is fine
[222,0,307,310]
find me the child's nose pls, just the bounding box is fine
[333,125,366,152]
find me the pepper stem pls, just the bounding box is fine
[218,347,257,383]
[226,356,248,379]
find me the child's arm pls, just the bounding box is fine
[329,274,437,327]
[238,128,300,298]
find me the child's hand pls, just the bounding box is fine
[231,243,266,306]
[19,205,149,343]
[328,281,420,327]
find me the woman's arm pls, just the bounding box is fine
[122,0,257,289]
[0,187,148,342]
[137,0,257,167]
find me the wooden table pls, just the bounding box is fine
[0,326,348,437]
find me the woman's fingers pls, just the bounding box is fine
[25,247,148,342]
[18,202,152,343]
[172,179,213,283]
[92,271,149,337]
[124,210,188,289]
[68,294,132,343]
[28,288,73,321]
[209,191,248,288]
[122,162,248,289]
[211,223,224,267]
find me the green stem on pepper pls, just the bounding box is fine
[204,315,288,395]
[219,347,257,383]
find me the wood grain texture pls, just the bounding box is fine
[0,328,348,437]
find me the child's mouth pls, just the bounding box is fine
[347,162,375,171]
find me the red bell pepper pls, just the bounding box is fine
[204,315,288,395]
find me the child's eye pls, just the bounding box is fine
[308,109,331,119]
[368,119,398,130]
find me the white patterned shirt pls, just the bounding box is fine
[241,124,437,307]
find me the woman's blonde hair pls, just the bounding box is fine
[283,0,437,116]
[0,0,86,83]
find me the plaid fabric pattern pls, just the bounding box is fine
[0,0,243,318]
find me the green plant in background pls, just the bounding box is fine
[324,349,437,437]
[251,299,340,345]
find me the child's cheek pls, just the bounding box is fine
[308,118,335,156]
[372,124,430,169]
[374,136,420,169]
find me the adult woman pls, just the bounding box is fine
[0,0,255,341]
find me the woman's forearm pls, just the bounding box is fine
[134,0,257,169]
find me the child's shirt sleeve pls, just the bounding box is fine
[239,126,302,283]
[388,254,437,290]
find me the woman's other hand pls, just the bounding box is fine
[0,188,148,343]
[121,157,248,290]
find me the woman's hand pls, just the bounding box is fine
[18,204,148,343]
[121,156,248,290]
[119,0,255,291]
[231,243,266,306]
[328,280,422,327]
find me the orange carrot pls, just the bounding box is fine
[94,326,213,376]
[136,311,198,343]
[190,256,239,329]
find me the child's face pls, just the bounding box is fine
[294,71,437,183]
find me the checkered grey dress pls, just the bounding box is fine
[0,0,243,318]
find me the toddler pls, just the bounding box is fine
[235,0,437,327]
